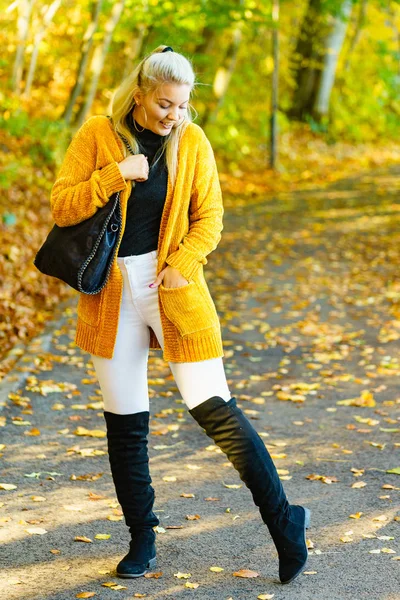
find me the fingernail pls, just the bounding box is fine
[149,284,154,288]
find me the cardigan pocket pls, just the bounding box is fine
[77,289,104,327]
[159,280,218,337]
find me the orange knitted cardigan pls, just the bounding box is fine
[50,115,225,362]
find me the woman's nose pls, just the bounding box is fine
[168,107,180,121]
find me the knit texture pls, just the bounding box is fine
[49,116,224,362]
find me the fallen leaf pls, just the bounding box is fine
[174,572,191,579]
[0,483,17,490]
[26,527,47,535]
[372,515,388,522]
[76,594,96,599]
[74,536,92,543]
[233,569,259,578]
[95,534,111,540]
[386,467,400,475]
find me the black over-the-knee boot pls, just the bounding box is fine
[188,396,311,584]
[104,410,159,578]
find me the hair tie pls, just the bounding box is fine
[162,46,173,52]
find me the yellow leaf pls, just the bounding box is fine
[107,515,123,521]
[73,427,106,438]
[349,512,363,519]
[185,582,199,589]
[340,536,353,543]
[31,496,46,502]
[381,548,396,554]
[233,569,259,578]
[258,595,275,600]
[180,493,195,498]
[351,481,367,488]
[26,527,47,535]
[223,482,242,489]
[0,483,17,490]
[108,585,126,590]
[24,428,41,436]
[372,515,388,522]
[174,572,191,579]
[76,593,96,599]
[210,566,224,572]
[95,534,111,540]
[74,536,92,543]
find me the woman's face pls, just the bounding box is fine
[133,82,191,136]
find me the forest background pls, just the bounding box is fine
[0,0,399,374]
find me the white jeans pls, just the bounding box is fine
[90,250,231,414]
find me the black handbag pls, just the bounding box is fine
[34,190,122,295]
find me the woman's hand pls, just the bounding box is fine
[117,154,149,181]
[149,266,189,289]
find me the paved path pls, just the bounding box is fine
[1,167,399,600]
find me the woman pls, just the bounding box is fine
[50,45,310,584]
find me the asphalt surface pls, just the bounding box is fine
[1,167,399,600]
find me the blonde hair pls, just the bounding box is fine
[110,45,197,188]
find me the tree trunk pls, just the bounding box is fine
[313,0,353,118]
[201,23,243,129]
[288,0,327,120]
[343,0,367,71]
[270,0,279,170]
[73,0,126,129]
[22,0,62,99]
[62,0,103,124]
[289,0,353,121]
[11,0,35,94]
[121,24,147,82]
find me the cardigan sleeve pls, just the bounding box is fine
[50,118,127,227]
[165,131,224,281]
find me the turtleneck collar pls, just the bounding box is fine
[126,111,164,143]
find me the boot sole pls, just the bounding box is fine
[117,557,157,578]
[280,507,311,585]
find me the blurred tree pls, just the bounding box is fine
[10,0,35,93]
[22,0,62,99]
[73,0,126,128]
[289,0,353,121]
[62,0,103,125]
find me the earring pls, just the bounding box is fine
[133,104,147,132]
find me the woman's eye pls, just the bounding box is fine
[160,104,187,109]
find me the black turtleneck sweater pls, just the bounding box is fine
[117,113,168,257]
